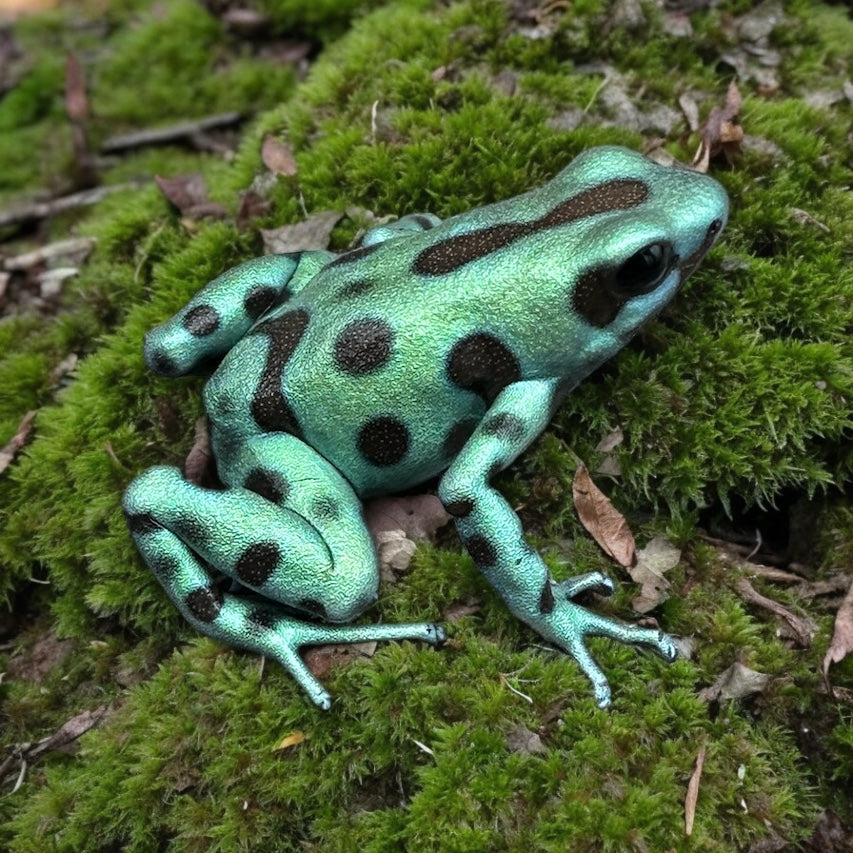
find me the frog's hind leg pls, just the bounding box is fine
[123,436,444,709]
[144,250,333,377]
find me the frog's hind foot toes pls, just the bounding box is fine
[548,603,678,709]
[556,571,615,600]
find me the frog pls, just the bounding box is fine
[123,145,728,710]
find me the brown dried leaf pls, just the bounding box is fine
[5,630,73,681]
[698,661,770,702]
[303,642,378,680]
[64,53,88,122]
[365,494,451,578]
[444,598,482,622]
[30,706,108,758]
[223,8,272,36]
[734,577,814,647]
[261,210,343,254]
[236,191,271,230]
[0,410,36,475]
[365,494,450,541]
[692,81,743,172]
[684,745,706,836]
[822,579,853,692]
[184,417,212,485]
[155,174,227,219]
[261,134,298,177]
[572,464,635,567]
[48,353,78,386]
[629,537,680,613]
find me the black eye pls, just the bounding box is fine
[611,241,675,296]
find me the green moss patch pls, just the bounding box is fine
[1,0,851,849]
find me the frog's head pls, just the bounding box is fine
[556,146,729,341]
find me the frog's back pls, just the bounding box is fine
[206,145,728,496]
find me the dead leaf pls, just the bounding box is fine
[273,731,307,752]
[822,579,853,694]
[6,630,73,681]
[692,81,743,172]
[222,8,273,36]
[790,208,830,233]
[155,174,228,219]
[678,93,700,132]
[629,537,681,613]
[698,662,770,703]
[261,134,298,177]
[374,529,417,578]
[684,745,706,836]
[3,236,96,272]
[734,577,814,647]
[303,641,378,680]
[595,427,624,454]
[0,410,36,475]
[364,494,451,540]
[365,494,451,579]
[572,464,635,567]
[444,598,482,622]
[64,53,88,122]
[506,725,547,755]
[236,191,271,230]
[29,705,108,758]
[184,417,212,485]
[261,210,343,254]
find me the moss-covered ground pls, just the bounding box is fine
[1,0,851,849]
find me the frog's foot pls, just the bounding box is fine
[542,596,678,708]
[554,571,615,599]
[244,615,447,710]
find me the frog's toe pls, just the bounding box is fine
[569,635,612,709]
[557,572,614,599]
[429,624,447,646]
[656,632,679,663]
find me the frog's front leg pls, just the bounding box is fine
[144,251,333,377]
[124,433,444,709]
[438,379,677,709]
[360,212,442,247]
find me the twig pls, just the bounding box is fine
[0,183,142,230]
[3,237,96,271]
[101,112,243,153]
[734,577,814,647]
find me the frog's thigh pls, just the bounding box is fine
[220,432,382,620]
[124,458,377,624]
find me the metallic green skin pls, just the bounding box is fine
[124,146,728,709]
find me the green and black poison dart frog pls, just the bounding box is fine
[124,145,728,710]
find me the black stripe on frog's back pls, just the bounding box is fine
[413,178,649,277]
[250,308,310,435]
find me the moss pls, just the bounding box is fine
[1,0,851,849]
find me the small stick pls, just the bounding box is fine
[0,183,141,229]
[101,112,243,153]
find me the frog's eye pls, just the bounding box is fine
[611,241,675,296]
